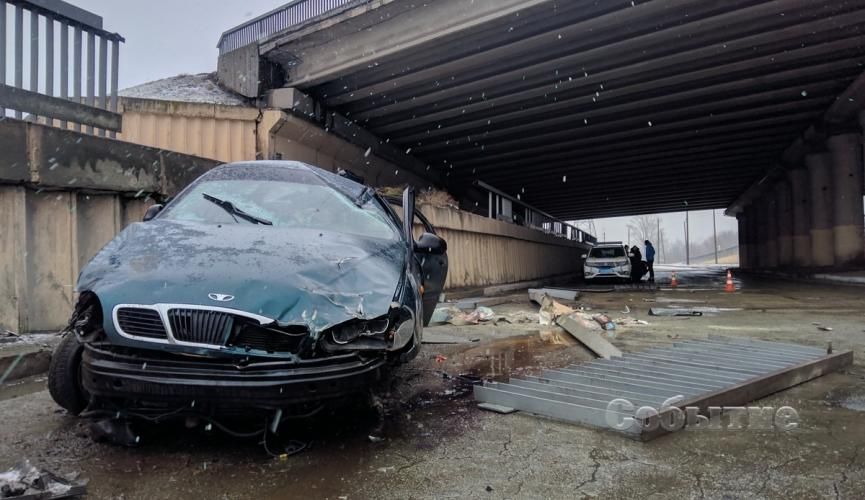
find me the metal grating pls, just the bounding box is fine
[168,309,235,346]
[115,307,167,339]
[475,335,852,439]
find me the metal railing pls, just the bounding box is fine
[474,180,597,245]
[217,0,363,55]
[0,0,124,135]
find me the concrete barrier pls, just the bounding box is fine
[0,120,220,333]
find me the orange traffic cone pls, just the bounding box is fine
[671,271,678,288]
[725,270,735,293]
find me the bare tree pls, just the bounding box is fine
[627,215,659,245]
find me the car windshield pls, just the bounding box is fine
[160,169,398,240]
[589,247,626,259]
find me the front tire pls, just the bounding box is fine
[48,334,88,415]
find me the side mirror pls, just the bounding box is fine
[415,233,447,255]
[581,253,588,259]
[143,204,164,222]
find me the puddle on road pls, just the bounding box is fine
[0,375,46,402]
[451,331,592,381]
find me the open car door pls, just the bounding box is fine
[402,188,449,326]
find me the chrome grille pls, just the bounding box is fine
[168,309,235,345]
[116,308,167,339]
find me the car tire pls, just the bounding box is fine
[48,334,88,415]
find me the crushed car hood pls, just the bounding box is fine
[78,219,406,333]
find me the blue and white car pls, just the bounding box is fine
[582,242,631,282]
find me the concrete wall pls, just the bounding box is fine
[416,204,589,289]
[0,120,220,333]
[119,97,263,163]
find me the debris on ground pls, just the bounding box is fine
[528,288,580,304]
[644,297,707,304]
[89,418,140,447]
[0,460,87,499]
[422,332,481,344]
[430,305,496,325]
[538,296,575,325]
[477,402,517,414]
[0,330,21,344]
[593,314,616,331]
[649,308,703,317]
[555,313,623,359]
[621,305,630,314]
[614,317,650,326]
[818,326,834,332]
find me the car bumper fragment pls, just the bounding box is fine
[81,344,386,411]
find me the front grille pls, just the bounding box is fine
[116,308,168,339]
[229,324,307,353]
[168,309,235,345]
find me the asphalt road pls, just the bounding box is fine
[1,267,864,499]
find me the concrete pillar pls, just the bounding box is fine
[774,180,793,267]
[806,152,835,267]
[764,193,779,268]
[827,132,865,267]
[753,198,768,267]
[788,166,812,267]
[737,212,749,268]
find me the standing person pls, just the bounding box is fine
[629,245,644,283]
[644,240,655,282]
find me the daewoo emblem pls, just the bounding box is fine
[208,293,235,302]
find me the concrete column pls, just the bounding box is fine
[737,212,749,268]
[764,193,779,268]
[753,198,768,268]
[787,166,812,267]
[806,152,835,267]
[774,180,793,267]
[827,132,865,267]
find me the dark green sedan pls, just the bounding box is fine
[48,161,448,427]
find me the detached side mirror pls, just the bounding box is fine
[581,253,588,259]
[143,204,164,222]
[415,232,447,255]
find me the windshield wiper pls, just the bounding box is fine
[202,193,272,225]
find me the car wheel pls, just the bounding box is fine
[48,333,88,415]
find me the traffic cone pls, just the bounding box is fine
[725,270,735,293]
[671,271,678,288]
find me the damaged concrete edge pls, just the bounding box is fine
[639,349,854,441]
[0,345,53,384]
[266,87,443,186]
[0,118,221,197]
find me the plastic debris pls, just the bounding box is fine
[0,460,87,499]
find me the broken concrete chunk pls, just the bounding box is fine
[477,402,517,414]
[0,460,87,499]
[529,288,579,304]
[556,313,623,359]
[538,296,575,326]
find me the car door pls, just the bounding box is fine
[402,188,449,326]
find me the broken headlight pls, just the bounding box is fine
[323,306,416,352]
[331,317,390,345]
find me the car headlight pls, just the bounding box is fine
[324,306,416,352]
[331,317,390,344]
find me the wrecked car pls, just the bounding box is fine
[48,161,448,424]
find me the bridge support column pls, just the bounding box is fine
[806,152,835,267]
[737,211,750,268]
[774,180,793,267]
[764,192,779,268]
[827,132,865,268]
[788,166,812,267]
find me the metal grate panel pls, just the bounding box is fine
[475,335,851,439]
[116,307,167,339]
[168,309,235,346]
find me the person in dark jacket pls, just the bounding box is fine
[644,240,656,282]
[629,245,646,283]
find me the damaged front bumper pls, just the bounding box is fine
[81,344,386,415]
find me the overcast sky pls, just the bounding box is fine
[71,0,285,89]
[66,1,738,244]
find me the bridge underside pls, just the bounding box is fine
[250,0,865,220]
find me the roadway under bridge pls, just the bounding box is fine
[217,0,865,271]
